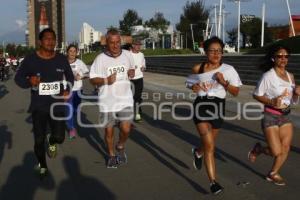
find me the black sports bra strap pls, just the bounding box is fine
[198,62,205,74]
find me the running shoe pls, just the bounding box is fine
[107,156,118,169]
[266,172,286,186]
[192,147,203,170]
[210,181,224,195]
[35,164,48,180]
[47,143,58,158]
[39,167,48,180]
[69,128,76,139]
[134,113,142,122]
[248,142,262,163]
[46,134,58,158]
[116,147,127,165]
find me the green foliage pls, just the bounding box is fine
[176,0,209,49]
[227,28,238,46]
[82,51,101,65]
[119,9,143,35]
[4,43,35,57]
[145,12,170,33]
[142,48,194,56]
[81,49,194,64]
[240,17,272,48]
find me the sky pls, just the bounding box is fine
[0,0,300,43]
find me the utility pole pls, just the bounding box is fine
[190,24,195,50]
[218,0,223,38]
[214,4,218,36]
[228,0,252,53]
[286,0,295,36]
[261,2,265,47]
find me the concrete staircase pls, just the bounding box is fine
[145,55,300,85]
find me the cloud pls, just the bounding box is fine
[15,19,26,30]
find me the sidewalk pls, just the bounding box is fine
[143,72,300,126]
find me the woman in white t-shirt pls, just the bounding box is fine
[66,44,89,139]
[187,37,242,194]
[249,45,300,186]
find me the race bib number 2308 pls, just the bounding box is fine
[38,81,60,95]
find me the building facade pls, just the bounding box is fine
[26,0,65,49]
[79,22,102,49]
[290,15,300,37]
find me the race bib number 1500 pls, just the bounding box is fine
[38,81,60,95]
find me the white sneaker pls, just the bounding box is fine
[135,113,141,121]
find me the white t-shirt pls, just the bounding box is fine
[89,50,135,112]
[254,68,295,106]
[130,51,146,80]
[70,59,89,91]
[186,63,242,99]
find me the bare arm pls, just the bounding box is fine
[90,73,116,87]
[253,94,283,108]
[215,72,240,96]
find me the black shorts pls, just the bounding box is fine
[193,96,225,129]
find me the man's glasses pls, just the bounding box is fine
[275,55,289,59]
[207,49,223,54]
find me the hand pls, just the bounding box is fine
[192,83,205,93]
[271,96,282,108]
[272,89,290,108]
[29,76,40,87]
[294,85,300,96]
[128,68,135,78]
[141,66,146,72]
[75,73,81,81]
[62,90,69,102]
[107,73,117,85]
[214,72,227,86]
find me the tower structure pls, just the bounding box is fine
[26,0,65,49]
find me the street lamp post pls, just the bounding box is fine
[261,2,265,47]
[218,0,223,38]
[228,0,251,54]
[286,0,295,36]
[190,24,195,50]
[222,10,230,42]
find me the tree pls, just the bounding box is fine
[176,0,209,49]
[145,12,170,33]
[119,9,143,35]
[227,28,237,47]
[240,17,273,48]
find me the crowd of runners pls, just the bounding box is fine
[12,28,300,195]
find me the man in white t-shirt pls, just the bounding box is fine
[130,38,146,122]
[89,29,135,168]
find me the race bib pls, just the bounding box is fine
[107,65,126,80]
[38,81,60,95]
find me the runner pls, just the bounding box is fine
[0,52,7,81]
[130,38,146,122]
[249,44,300,186]
[89,29,135,168]
[66,44,89,139]
[14,28,74,179]
[186,36,242,194]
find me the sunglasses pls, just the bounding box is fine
[275,55,289,59]
[207,49,223,54]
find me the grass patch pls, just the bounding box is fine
[82,51,101,65]
[81,48,195,64]
[142,48,194,56]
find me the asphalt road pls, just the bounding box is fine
[0,75,299,200]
